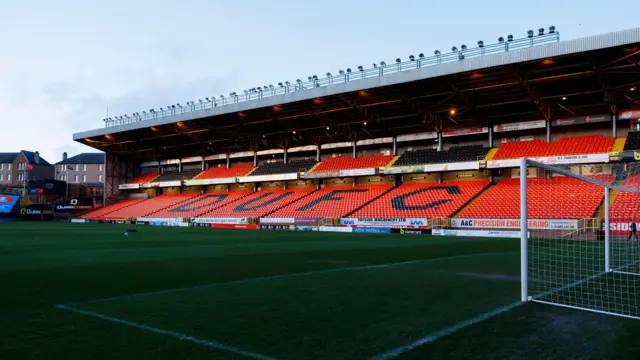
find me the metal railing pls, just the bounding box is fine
[103,31,560,128]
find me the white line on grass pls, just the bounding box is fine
[369,300,525,360]
[68,251,513,306]
[56,304,279,360]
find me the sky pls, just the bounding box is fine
[0,0,638,164]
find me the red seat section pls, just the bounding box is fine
[194,165,254,179]
[100,193,200,220]
[313,154,394,172]
[611,176,640,220]
[267,184,392,219]
[127,172,159,184]
[492,135,615,160]
[199,188,315,218]
[149,190,253,218]
[81,199,145,219]
[351,181,489,219]
[460,176,611,219]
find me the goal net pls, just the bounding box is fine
[521,158,640,319]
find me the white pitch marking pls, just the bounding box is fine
[56,304,278,360]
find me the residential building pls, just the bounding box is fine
[55,152,105,198]
[0,151,54,188]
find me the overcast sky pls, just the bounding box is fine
[0,0,638,164]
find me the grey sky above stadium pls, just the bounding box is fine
[1,0,638,163]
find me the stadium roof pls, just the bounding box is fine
[74,27,640,160]
[57,153,105,165]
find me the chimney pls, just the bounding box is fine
[34,151,40,164]
[63,152,68,161]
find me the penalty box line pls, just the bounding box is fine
[55,304,278,360]
[65,252,514,306]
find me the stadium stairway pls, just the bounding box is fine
[306,161,323,173]
[384,156,401,168]
[484,148,499,161]
[612,138,627,153]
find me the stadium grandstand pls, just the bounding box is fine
[73,26,640,235]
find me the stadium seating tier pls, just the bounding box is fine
[95,193,200,220]
[394,146,489,167]
[350,180,489,219]
[267,184,392,218]
[126,172,159,185]
[313,154,394,172]
[194,165,254,179]
[149,190,253,218]
[460,176,612,219]
[251,159,317,176]
[492,135,614,160]
[197,188,315,218]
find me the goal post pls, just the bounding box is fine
[520,158,640,320]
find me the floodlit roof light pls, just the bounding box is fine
[498,37,504,43]
[409,55,415,61]
[434,50,441,56]
[358,65,364,71]
[461,45,467,51]
[346,68,352,73]
[308,76,313,81]
[372,63,377,68]
[478,40,484,47]
[508,34,514,41]
[269,85,274,89]
[244,90,248,94]
[278,82,283,87]
[451,46,458,52]
[339,70,345,75]
[285,81,291,86]
[380,61,386,66]
[312,76,318,80]
[419,53,425,59]
[296,79,302,84]
[449,108,456,115]
[326,72,332,77]
[549,26,556,33]
[528,30,534,38]
[538,28,545,36]
[395,58,401,63]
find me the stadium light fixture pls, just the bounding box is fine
[549,25,556,34]
[631,87,636,91]
[143,111,147,114]
[326,126,330,130]
[177,103,182,108]
[562,96,567,100]
[395,58,401,63]
[269,85,274,89]
[326,72,332,77]
[363,121,368,126]
[461,45,467,51]
[434,50,440,56]
[450,108,456,115]
[478,40,484,47]
[171,105,175,109]
[451,46,458,52]
[285,81,291,86]
[308,76,313,81]
[380,61,386,67]
[507,34,514,42]
[150,109,155,113]
[498,37,504,43]
[538,28,545,36]
[419,53,425,59]
[528,30,534,38]
[292,130,296,134]
[339,70,345,75]
[347,68,352,73]
[409,55,415,61]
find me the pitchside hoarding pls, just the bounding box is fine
[0,195,19,213]
[340,218,429,228]
[451,218,578,230]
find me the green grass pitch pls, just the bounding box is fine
[2,222,640,359]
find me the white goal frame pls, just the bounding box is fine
[520,157,640,320]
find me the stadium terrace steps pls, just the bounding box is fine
[612,138,627,153]
[459,176,614,219]
[350,180,490,219]
[484,148,499,161]
[492,135,615,160]
[267,184,393,219]
[150,190,254,218]
[312,154,394,172]
[80,199,146,219]
[196,187,316,218]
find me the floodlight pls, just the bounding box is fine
[143,111,147,114]
[409,55,415,61]
[498,37,504,43]
[244,90,248,94]
[296,79,302,84]
[326,72,332,77]
[269,85,274,89]
[461,44,467,51]
[508,34,514,41]
[346,68,352,73]
[372,63,377,68]
[538,28,544,36]
[285,81,291,86]
[206,97,211,101]
[478,40,484,47]
[358,66,364,71]
[220,95,224,98]
[451,46,458,52]
[434,50,441,55]
[549,25,556,33]
[278,82,283,87]
[395,58,401,63]
[380,61,386,66]
[339,70,345,75]
[528,30,534,38]
[308,76,313,81]
[419,53,425,58]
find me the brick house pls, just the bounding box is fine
[0,150,54,188]
[55,153,105,198]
